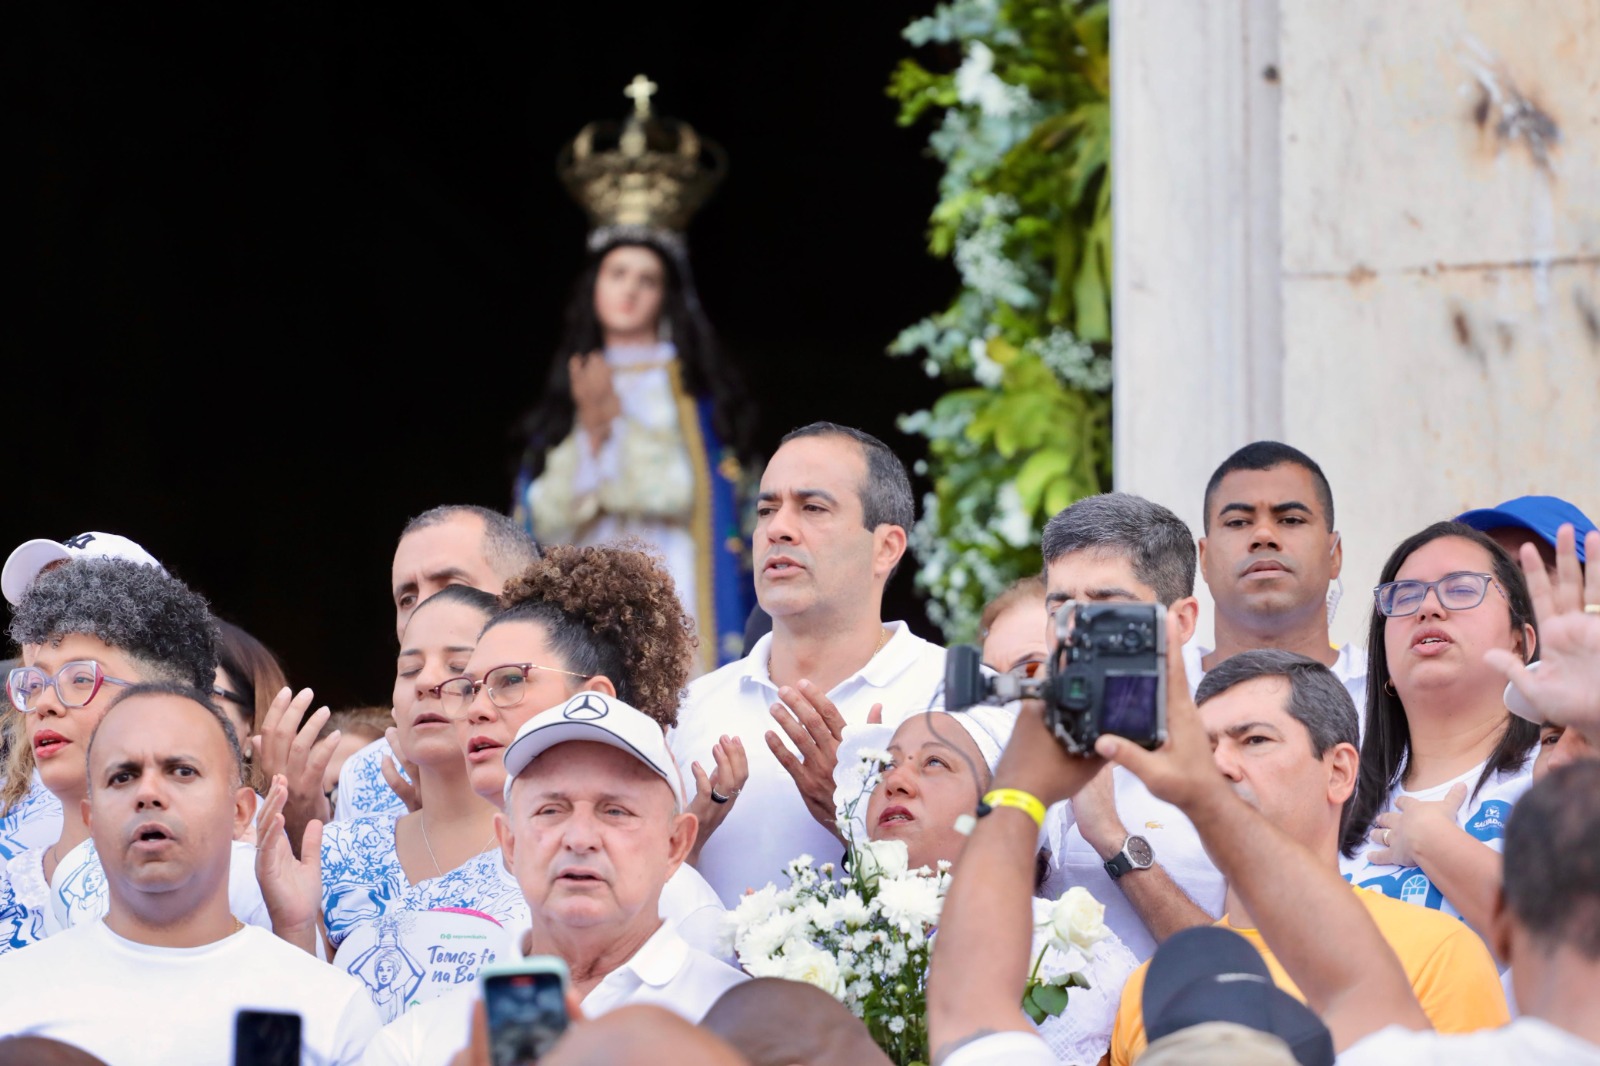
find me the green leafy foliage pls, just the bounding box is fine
[889,0,1113,642]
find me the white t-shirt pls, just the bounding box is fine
[52,838,272,932]
[0,920,381,1066]
[1339,757,1533,923]
[361,919,747,1066]
[333,738,411,824]
[939,1030,1058,1066]
[1338,1018,1600,1064]
[668,621,947,905]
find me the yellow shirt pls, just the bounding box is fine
[1109,886,1510,1065]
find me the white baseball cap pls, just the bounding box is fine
[501,691,684,807]
[2,532,166,606]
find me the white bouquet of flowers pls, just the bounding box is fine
[726,744,1106,1064]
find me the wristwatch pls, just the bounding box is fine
[1104,834,1154,880]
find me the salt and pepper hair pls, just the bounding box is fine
[1195,648,1360,836]
[401,504,543,584]
[8,558,219,691]
[86,681,247,792]
[1040,492,1197,606]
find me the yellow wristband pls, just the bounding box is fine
[981,788,1046,829]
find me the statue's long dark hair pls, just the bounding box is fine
[1340,521,1539,858]
[513,235,755,481]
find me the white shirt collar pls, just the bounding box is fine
[738,620,919,695]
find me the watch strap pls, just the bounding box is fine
[1104,835,1151,881]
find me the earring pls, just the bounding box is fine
[1383,679,1397,697]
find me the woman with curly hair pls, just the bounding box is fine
[445,540,737,956]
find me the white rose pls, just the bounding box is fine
[1049,886,1110,956]
[875,873,943,934]
[777,938,847,999]
[857,838,910,882]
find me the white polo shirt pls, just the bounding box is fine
[361,920,746,1066]
[667,621,947,905]
[0,920,380,1066]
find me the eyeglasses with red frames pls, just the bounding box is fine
[8,661,134,714]
[434,662,592,715]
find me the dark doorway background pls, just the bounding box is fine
[7,5,958,707]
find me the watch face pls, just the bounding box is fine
[1126,836,1154,866]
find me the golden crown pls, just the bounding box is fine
[558,74,727,253]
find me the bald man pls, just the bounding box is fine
[0,684,380,1065]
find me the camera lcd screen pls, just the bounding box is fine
[1100,673,1159,737]
[484,972,568,1066]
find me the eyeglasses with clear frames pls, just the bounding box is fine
[1373,571,1503,618]
[8,660,134,713]
[434,662,592,716]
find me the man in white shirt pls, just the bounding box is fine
[1194,441,1367,708]
[0,683,380,1065]
[332,504,543,825]
[1035,492,1223,960]
[668,422,946,904]
[365,692,746,1066]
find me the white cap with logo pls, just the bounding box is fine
[1,532,166,607]
[501,691,684,807]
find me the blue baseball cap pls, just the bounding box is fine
[1455,495,1596,563]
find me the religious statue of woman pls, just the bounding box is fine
[511,77,759,674]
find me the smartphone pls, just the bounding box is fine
[479,956,572,1066]
[233,1008,302,1066]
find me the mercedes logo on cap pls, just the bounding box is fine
[562,694,609,721]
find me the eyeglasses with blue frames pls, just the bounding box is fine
[8,660,134,713]
[1373,571,1504,618]
[433,662,592,716]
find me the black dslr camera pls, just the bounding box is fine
[945,601,1168,755]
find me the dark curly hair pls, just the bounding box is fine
[9,558,219,691]
[490,540,696,727]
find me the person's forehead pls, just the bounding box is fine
[1395,535,1494,579]
[1200,675,1294,729]
[760,435,866,494]
[1485,527,1555,565]
[1211,463,1325,515]
[1045,548,1156,599]
[601,245,663,273]
[32,633,134,672]
[890,714,983,762]
[393,516,490,577]
[90,696,228,767]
